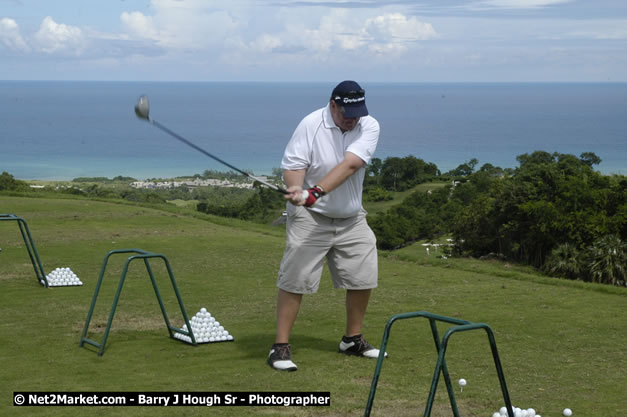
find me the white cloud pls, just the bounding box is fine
[121,11,159,40]
[250,34,282,53]
[363,13,437,53]
[33,16,86,54]
[246,10,436,58]
[0,17,30,52]
[309,10,352,53]
[117,4,437,60]
[365,13,437,41]
[120,1,242,50]
[243,9,345,57]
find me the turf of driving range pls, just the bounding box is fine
[1,196,625,417]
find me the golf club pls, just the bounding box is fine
[134,95,288,194]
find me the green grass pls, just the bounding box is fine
[167,199,199,209]
[1,195,625,416]
[364,182,448,215]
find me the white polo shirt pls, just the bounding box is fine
[281,104,379,218]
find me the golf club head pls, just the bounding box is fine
[135,95,150,120]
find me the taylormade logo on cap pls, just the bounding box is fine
[337,96,365,104]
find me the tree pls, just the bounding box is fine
[587,234,626,285]
[378,156,438,191]
[380,157,404,191]
[367,157,382,178]
[478,163,505,177]
[446,158,478,177]
[579,152,602,167]
[0,171,28,191]
[450,150,624,271]
[453,195,500,256]
[516,151,556,168]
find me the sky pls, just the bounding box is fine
[1,0,626,82]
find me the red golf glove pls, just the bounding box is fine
[302,185,326,207]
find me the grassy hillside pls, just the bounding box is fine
[363,182,448,216]
[1,195,625,416]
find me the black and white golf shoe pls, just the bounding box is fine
[267,344,298,372]
[339,334,387,359]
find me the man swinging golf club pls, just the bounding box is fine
[267,80,386,371]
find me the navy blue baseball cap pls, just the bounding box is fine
[331,80,368,118]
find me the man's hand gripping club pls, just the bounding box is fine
[286,185,326,207]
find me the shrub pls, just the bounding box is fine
[586,234,626,286]
[364,186,393,202]
[0,172,28,191]
[543,243,583,280]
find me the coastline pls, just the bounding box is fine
[14,157,625,183]
[4,81,626,181]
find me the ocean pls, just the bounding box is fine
[1,81,625,180]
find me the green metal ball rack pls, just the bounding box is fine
[79,248,198,356]
[1,214,49,287]
[364,311,515,417]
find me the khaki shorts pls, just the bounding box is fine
[277,206,378,294]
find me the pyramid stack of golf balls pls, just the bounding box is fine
[174,307,233,344]
[42,267,83,287]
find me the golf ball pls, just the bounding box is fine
[563,408,572,417]
[200,307,207,313]
[458,378,467,387]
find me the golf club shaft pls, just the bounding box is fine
[149,119,288,194]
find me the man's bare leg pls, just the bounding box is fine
[275,289,303,343]
[345,289,371,336]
